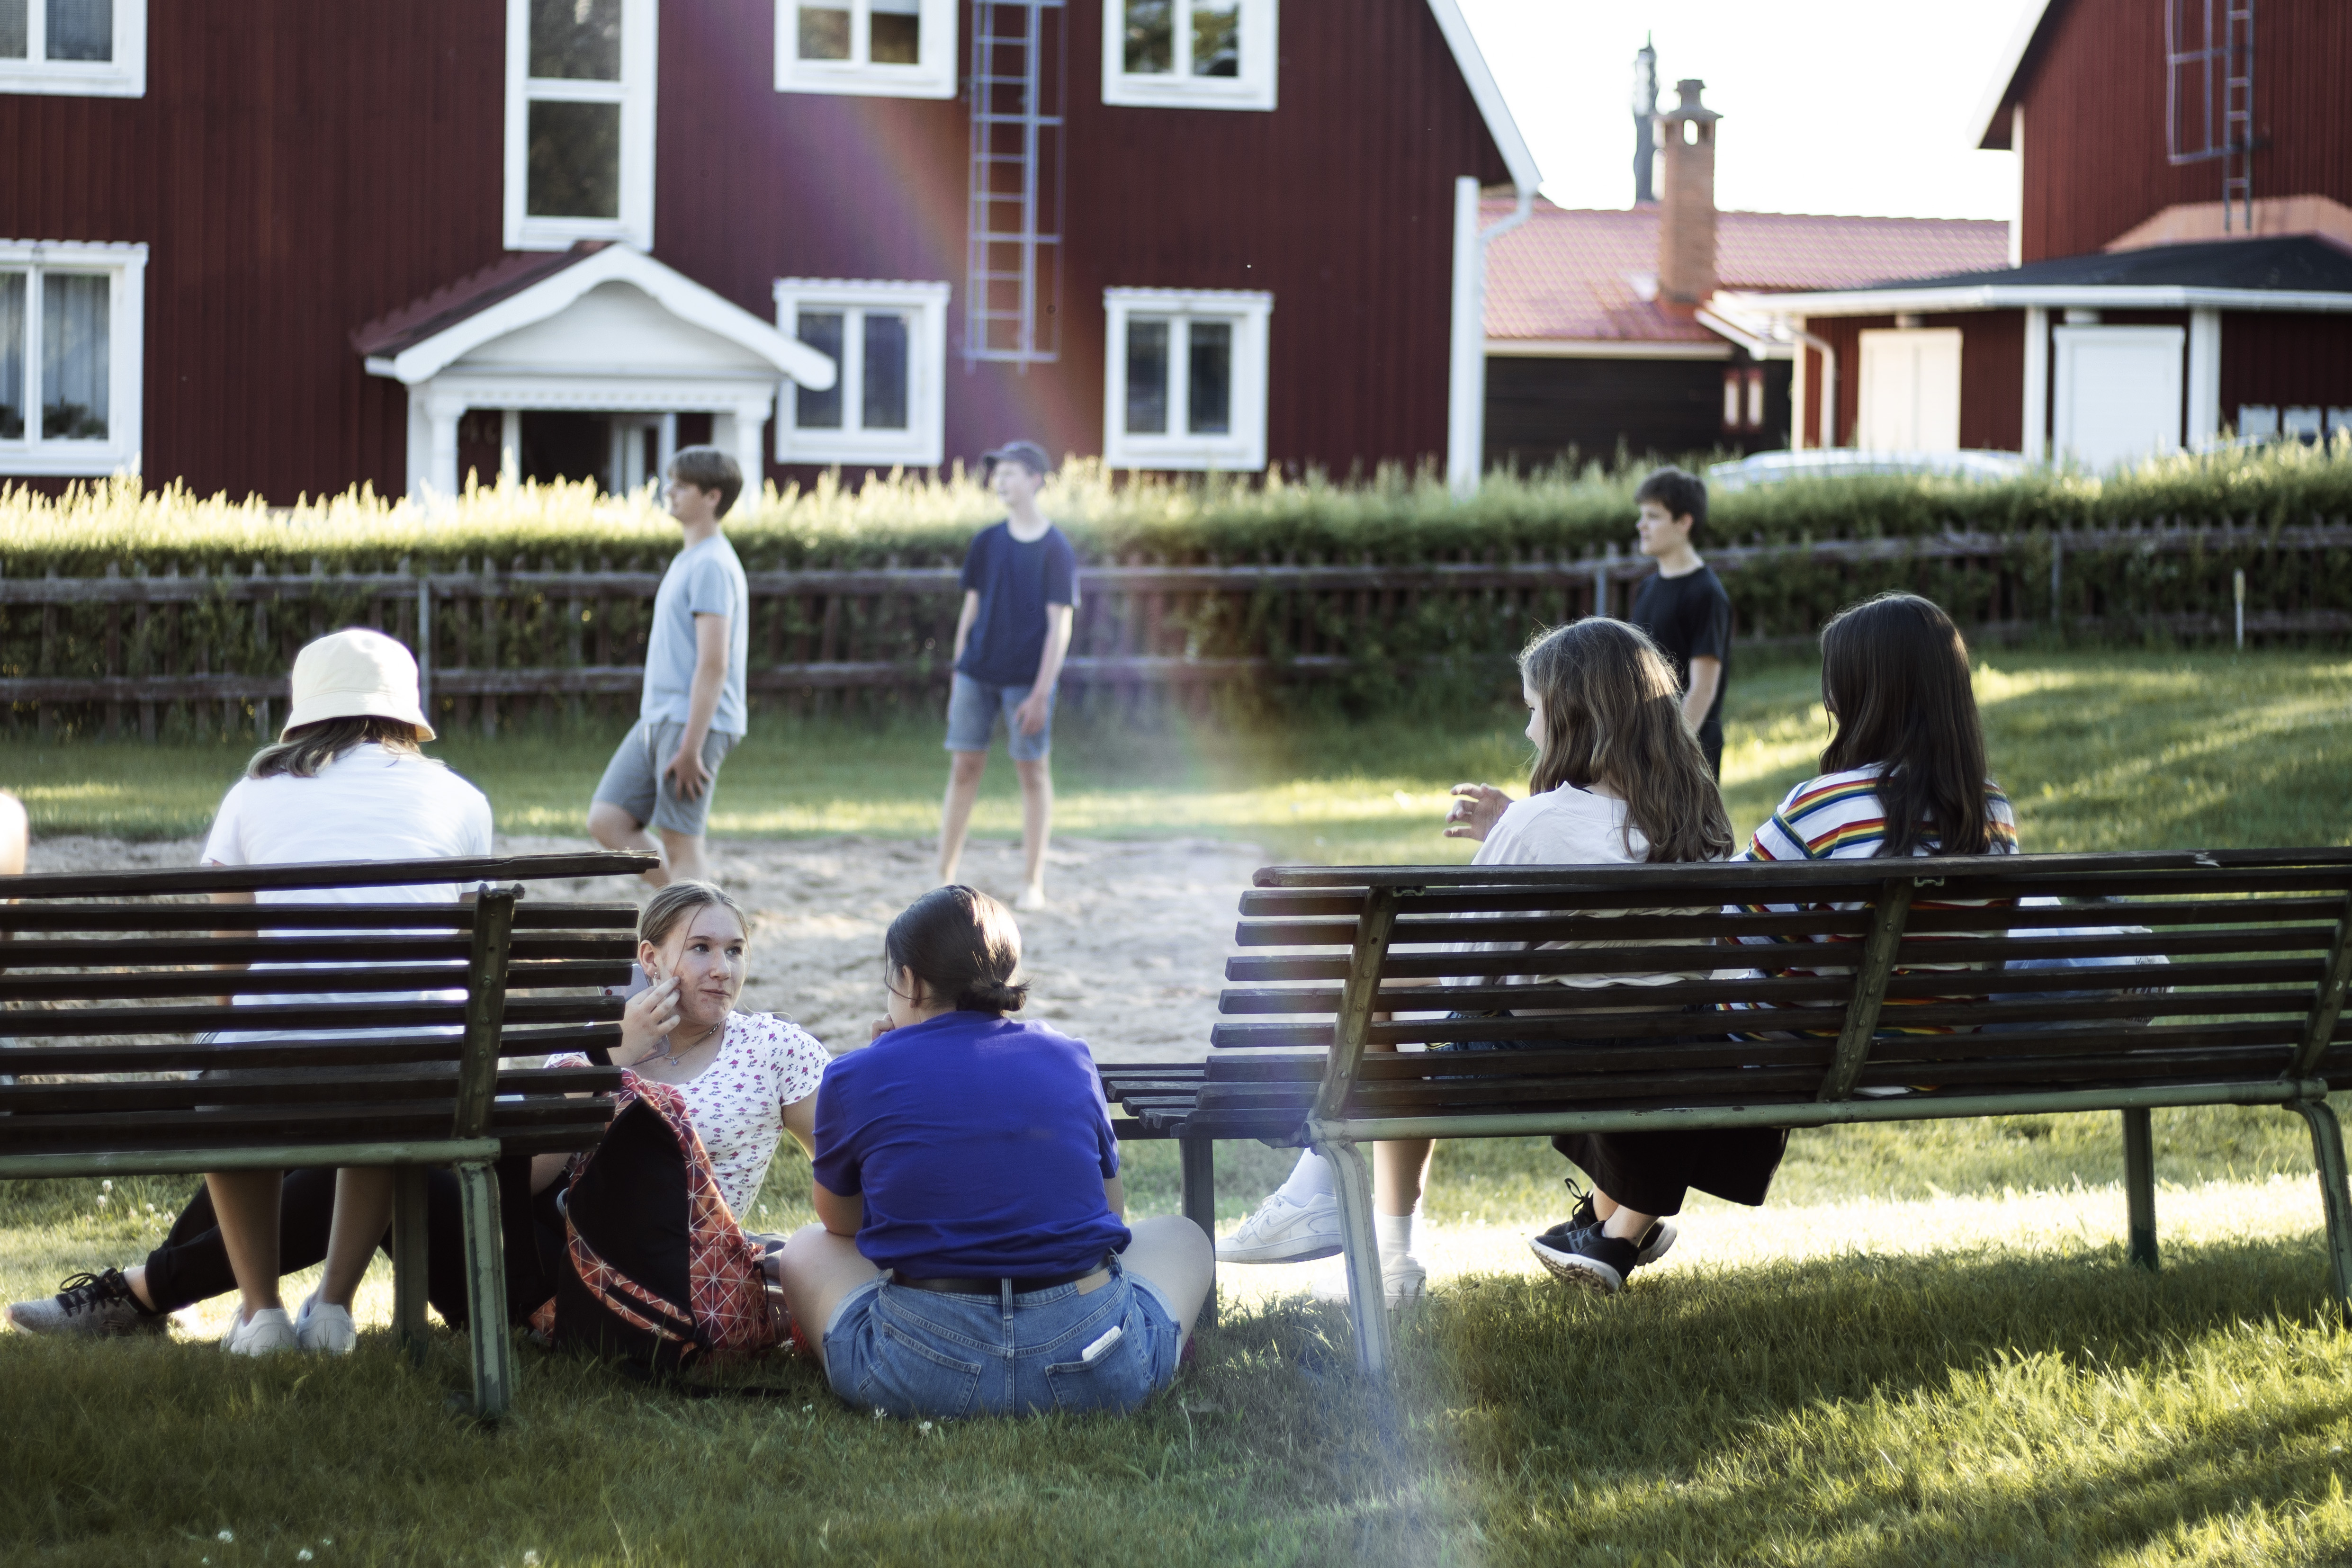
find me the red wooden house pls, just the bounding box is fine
[1726,0,2352,467]
[0,0,1536,502]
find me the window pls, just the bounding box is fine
[0,240,146,476]
[505,0,657,251]
[1101,0,1274,111]
[1721,367,1764,432]
[775,0,956,99]
[772,278,950,466]
[0,0,144,95]
[1101,288,1270,470]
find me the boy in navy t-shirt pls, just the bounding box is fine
[938,440,1077,909]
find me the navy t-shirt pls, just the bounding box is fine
[810,1011,1130,1279]
[955,521,1079,687]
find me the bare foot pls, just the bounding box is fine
[1015,883,1048,911]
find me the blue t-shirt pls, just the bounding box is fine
[955,521,1078,687]
[641,533,750,736]
[810,1011,1130,1279]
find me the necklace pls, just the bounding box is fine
[646,1018,724,1068]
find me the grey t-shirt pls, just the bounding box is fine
[641,533,749,736]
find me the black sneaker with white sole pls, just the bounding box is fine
[1528,1228,1643,1295]
[8,1268,170,1337]
[1532,1193,1678,1269]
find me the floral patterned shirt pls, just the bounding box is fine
[551,1011,828,1218]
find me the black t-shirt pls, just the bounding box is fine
[956,520,1079,686]
[1629,564,1731,734]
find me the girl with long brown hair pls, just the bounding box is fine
[1217,618,1747,1301]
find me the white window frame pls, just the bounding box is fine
[1101,287,1271,471]
[0,0,145,96]
[774,0,956,99]
[1100,0,1275,111]
[504,0,658,252]
[0,239,146,477]
[772,278,950,466]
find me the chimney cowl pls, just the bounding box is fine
[1661,78,1721,124]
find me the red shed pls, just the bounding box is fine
[1726,0,2352,467]
[0,1,1534,501]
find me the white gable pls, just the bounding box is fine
[454,281,781,379]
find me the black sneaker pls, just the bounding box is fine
[1532,1184,1678,1269]
[1528,1229,1643,1295]
[8,1269,170,1337]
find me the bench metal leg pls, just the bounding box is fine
[2121,1107,2158,1272]
[454,1159,514,1419]
[391,1165,431,1365]
[1178,1132,1218,1329]
[1318,1135,1390,1379]
[2294,1098,2352,1309]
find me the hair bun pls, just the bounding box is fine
[958,977,1031,1014]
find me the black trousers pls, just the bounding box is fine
[1550,1126,1786,1219]
[1698,719,1724,780]
[141,1156,561,1327]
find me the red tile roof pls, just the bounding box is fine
[351,242,610,359]
[1483,197,2010,345]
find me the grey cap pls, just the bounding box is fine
[981,439,1051,476]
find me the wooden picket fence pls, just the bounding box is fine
[2,518,2346,741]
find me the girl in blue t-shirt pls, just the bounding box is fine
[774,886,1212,1418]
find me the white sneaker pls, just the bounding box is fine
[222,1306,298,1357]
[1216,1191,1343,1263]
[294,1292,357,1355]
[1311,1253,1428,1308]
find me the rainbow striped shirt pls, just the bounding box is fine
[1730,764,2019,1032]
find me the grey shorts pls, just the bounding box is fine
[592,717,739,837]
[944,672,1053,762]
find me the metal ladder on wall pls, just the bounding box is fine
[964,0,1064,367]
[2166,0,2258,232]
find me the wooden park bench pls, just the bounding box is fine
[0,852,653,1415]
[1103,849,2352,1374]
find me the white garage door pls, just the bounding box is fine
[2054,326,2183,471]
[1856,328,1963,451]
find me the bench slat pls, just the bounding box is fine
[1249,849,2352,890]
[0,853,655,900]
[0,1025,622,1074]
[0,1099,616,1146]
[0,934,634,965]
[0,994,620,1038]
[0,1064,623,1114]
[0,959,631,1004]
[0,902,641,932]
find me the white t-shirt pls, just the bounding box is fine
[1460,783,1718,995]
[201,744,494,1032]
[551,1012,828,1219]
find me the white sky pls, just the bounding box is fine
[1456,0,2045,220]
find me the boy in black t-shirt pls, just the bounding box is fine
[938,440,1077,909]
[1627,466,1732,778]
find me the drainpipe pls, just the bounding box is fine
[1447,176,1534,499]
[1779,322,1838,450]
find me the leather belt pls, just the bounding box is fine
[892,1263,1109,1297]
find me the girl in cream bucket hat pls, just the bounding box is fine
[195,628,492,1355]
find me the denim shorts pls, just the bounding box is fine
[592,717,739,836]
[821,1259,1182,1419]
[944,672,1053,762]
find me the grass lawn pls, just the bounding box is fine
[7,648,2352,1564]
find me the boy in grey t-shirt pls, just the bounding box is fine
[588,446,750,886]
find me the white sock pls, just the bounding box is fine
[1275,1149,1335,1205]
[1375,1210,1417,1260]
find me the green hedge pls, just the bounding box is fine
[3,445,2349,579]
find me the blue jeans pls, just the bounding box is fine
[944,672,1054,762]
[822,1260,1183,1419]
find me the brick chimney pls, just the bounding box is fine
[1657,78,1721,309]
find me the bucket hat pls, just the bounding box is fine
[282,627,435,740]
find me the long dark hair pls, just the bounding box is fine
[884,885,1030,1013]
[1519,618,1733,864]
[245,716,431,780]
[1817,592,1995,857]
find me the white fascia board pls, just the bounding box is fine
[1694,306,1796,360]
[1971,0,2053,149]
[1423,0,1540,193]
[1484,338,1730,359]
[377,248,839,388]
[1720,284,2352,317]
